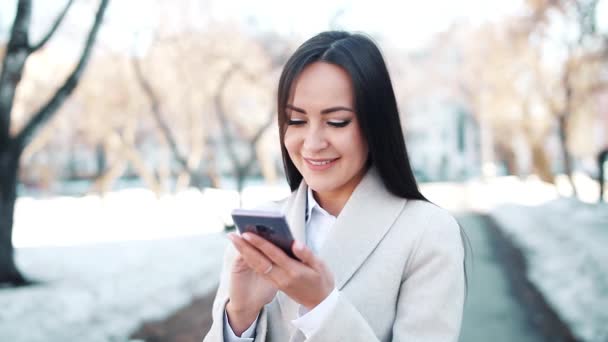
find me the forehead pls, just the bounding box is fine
[291,62,354,106]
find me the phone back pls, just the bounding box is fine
[231,209,297,259]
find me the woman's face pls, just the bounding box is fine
[284,62,369,200]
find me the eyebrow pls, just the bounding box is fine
[286,104,354,114]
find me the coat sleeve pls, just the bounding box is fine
[203,243,269,342]
[306,212,465,342]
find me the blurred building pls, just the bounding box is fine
[405,96,480,182]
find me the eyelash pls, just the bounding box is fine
[287,120,351,128]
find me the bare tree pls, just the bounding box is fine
[214,63,275,197]
[0,0,109,286]
[130,30,288,196]
[525,0,607,196]
[130,33,218,191]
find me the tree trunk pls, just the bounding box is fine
[206,148,221,188]
[496,142,518,176]
[0,0,109,287]
[531,143,555,184]
[0,144,27,285]
[235,168,246,208]
[558,115,578,196]
[599,149,607,203]
[95,142,106,178]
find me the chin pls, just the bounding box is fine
[303,177,338,193]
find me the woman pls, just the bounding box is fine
[204,31,465,342]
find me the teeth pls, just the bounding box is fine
[308,159,332,166]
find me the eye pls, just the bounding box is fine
[288,119,306,126]
[328,120,351,128]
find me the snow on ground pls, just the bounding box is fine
[2,235,226,342]
[1,183,290,342]
[492,200,608,342]
[1,173,606,341]
[13,183,291,248]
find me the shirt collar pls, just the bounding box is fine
[306,187,334,223]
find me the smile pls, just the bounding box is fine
[308,160,332,165]
[304,158,339,170]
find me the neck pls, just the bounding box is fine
[313,190,350,217]
[312,166,368,216]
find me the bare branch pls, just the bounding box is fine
[214,66,241,167]
[243,110,275,176]
[251,111,274,145]
[214,62,274,191]
[29,0,75,53]
[131,56,190,170]
[0,0,33,147]
[14,0,110,153]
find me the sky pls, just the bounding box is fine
[2,0,608,52]
[212,0,526,48]
[0,0,529,55]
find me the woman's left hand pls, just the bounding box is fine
[228,232,335,310]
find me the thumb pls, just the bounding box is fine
[292,240,319,268]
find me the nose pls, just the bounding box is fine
[302,125,328,152]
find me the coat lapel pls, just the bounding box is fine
[277,167,406,323]
[277,180,308,323]
[318,167,407,289]
[283,180,307,245]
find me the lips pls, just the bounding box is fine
[303,157,339,171]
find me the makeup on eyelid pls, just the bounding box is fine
[287,119,351,127]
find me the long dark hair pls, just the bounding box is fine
[277,31,426,201]
[277,32,471,293]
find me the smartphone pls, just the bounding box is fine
[231,208,298,259]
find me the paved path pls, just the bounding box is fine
[457,213,546,342]
[458,213,576,342]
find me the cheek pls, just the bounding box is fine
[343,129,368,160]
[283,129,300,157]
[357,132,369,157]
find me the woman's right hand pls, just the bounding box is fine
[226,233,278,336]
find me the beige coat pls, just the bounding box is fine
[203,168,465,342]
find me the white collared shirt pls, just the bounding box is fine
[224,188,340,341]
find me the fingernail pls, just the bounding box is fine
[242,233,252,241]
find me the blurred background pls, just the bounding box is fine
[0,0,606,341]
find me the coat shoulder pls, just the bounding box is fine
[396,199,461,240]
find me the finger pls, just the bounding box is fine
[228,233,274,274]
[291,240,321,269]
[242,232,297,270]
[231,252,252,273]
[229,234,291,286]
